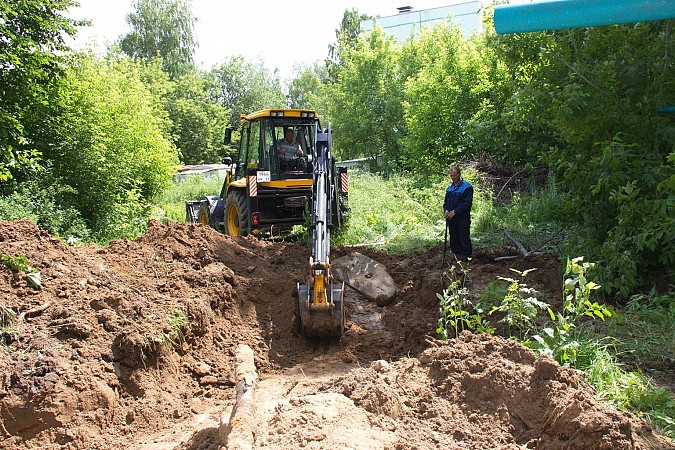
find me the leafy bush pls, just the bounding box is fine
[44,54,180,241]
[1,253,37,273]
[490,268,549,340]
[437,264,494,339]
[529,257,612,366]
[1,252,42,289]
[0,168,90,242]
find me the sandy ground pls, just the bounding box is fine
[0,219,672,450]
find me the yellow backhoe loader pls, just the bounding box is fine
[186,109,349,337]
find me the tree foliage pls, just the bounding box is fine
[120,0,197,78]
[484,21,674,294]
[287,62,328,112]
[126,55,228,165]
[402,23,485,172]
[327,26,405,166]
[0,0,79,185]
[166,69,229,164]
[211,56,285,126]
[544,23,674,294]
[326,8,371,83]
[44,54,180,240]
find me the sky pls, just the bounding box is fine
[67,0,483,80]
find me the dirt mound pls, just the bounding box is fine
[0,219,671,449]
[327,334,645,450]
[253,332,659,449]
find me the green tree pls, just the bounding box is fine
[461,27,545,165]
[167,69,230,164]
[0,0,79,186]
[211,56,285,126]
[326,8,371,83]
[45,54,180,240]
[119,0,197,79]
[327,26,404,167]
[130,55,228,165]
[287,62,328,112]
[482,15,674,294]
[474,13,563,165]
[540,23,672,295]
[402,23,496,173]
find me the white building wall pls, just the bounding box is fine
[362,2,483,40]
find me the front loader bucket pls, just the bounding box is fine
[297,282,345,337]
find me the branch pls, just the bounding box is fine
[500,227,530,257]
[496,170,523,200]
[18,301,51,322]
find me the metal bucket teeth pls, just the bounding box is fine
[297,282,345,337]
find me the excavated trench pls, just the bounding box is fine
[0,219,671,449]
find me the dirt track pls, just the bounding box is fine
[0,219,672,449]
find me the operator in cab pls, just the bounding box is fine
[277,128,306,171]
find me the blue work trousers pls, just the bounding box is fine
[448,215,472,259]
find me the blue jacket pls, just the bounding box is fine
[444,180,473,217]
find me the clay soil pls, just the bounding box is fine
[0,219,672,450]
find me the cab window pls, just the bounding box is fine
[263,121,280,178]
[251,121,262,168]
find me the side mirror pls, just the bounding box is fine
[222,156,233,166]
[224,127,233,145]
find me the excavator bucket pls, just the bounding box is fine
[297,281,345,337]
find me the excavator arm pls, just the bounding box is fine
[297,125,345,337]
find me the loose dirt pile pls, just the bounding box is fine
[0,219,671,449]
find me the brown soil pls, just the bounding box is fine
[0,219,672,450]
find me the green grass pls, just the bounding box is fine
[162,309,190,349]
[333,169,500,254]
[608,292,675,371]
[152,168,516,254]
[332,168,568,254]
[332,172,440,253]
[584,290,675,440]
[573,291,674,423]
[473,175,568,253]
[151,174,224,223]
[580,337,675,440]
[0,303,18,347]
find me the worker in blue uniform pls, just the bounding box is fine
[443,166,473,261]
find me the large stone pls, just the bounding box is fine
[332,252,397,306]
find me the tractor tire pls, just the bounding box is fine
[197,200,210,226]
[224,190,249,236]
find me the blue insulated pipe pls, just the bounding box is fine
[494,0,675,34]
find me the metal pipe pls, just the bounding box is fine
[494,0,675,34]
